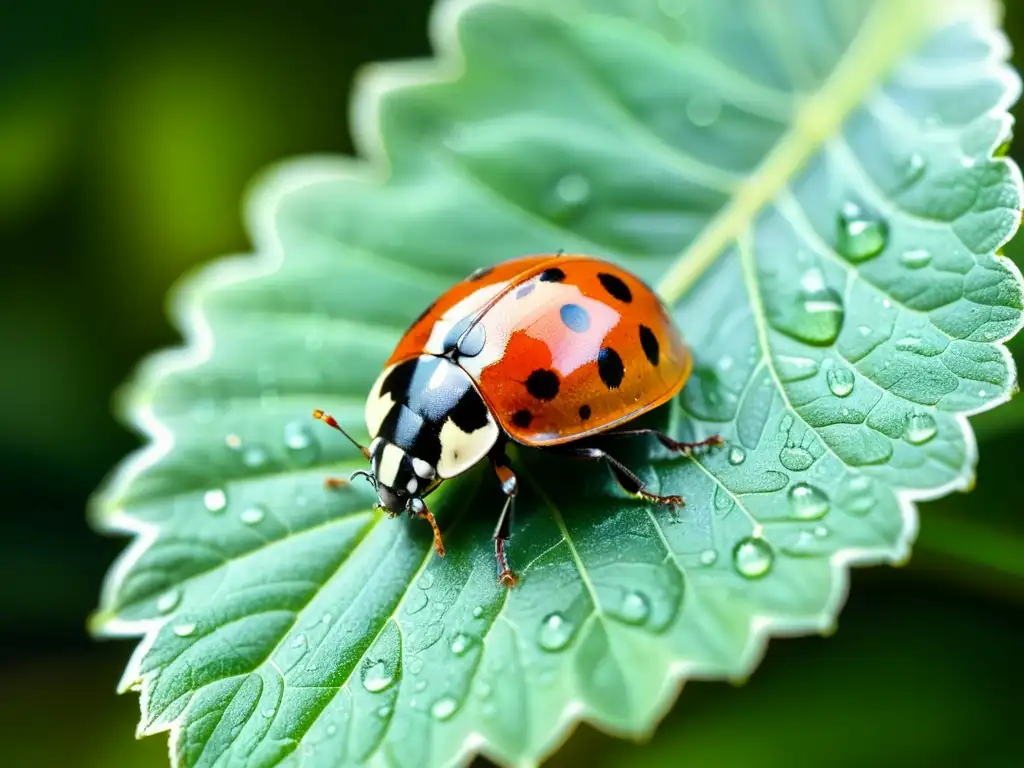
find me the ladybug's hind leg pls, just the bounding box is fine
[490,444,519,588]
[556,446,684,508]
[606,428,723,456]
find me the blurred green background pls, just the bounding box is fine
[1,1,1021,766]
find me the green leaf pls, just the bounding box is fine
[92,1,1024,766]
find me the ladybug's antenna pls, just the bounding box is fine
[312,409,372,460]
[349,470,379,492]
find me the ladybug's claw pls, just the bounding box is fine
[497,568,519,588]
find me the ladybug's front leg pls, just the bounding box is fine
[556,445,685,507]
[490,444,519,588]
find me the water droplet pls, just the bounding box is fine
[904,412,938,445]
[472,606,484,619]
[476,680,492,699]
[836,202,888,263]
[261,708,275,718]
[414,680,427,693]
[450,633,474,656]
[549,174,591,219]
[417,572,434,590]
[779,445,815,472]
[787,483,830,520]
[242,445,269,468]
[173,622,196,637]
[326,724,337,736]
[961,156,976,168]
[157,590,181,614]
[699,549,718,566]
[686,92,721,127]
[766,268,844,346]
[899,153,926,188]
[283,421,320,467]
[240,506,266,525]
[482,702,497,718]
[814,525,830,538]
[826,367,855,397]
[896,335,922,351]
[732,537,774,579]
[840,474,875,517]
[616,592,651,626]
[537,612,575,652]
[377,705,392,718]
[361,660,395,693]
[900,249,932,269]
[322,612,332,625]
[408,657,424,676]
[718,355,734,371]
[728,446,746,465]
[203,488,227,513]
[292,634,306,648]
[431,696,458,721]
[225,433,242,449]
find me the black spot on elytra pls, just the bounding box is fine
[578,404,592,420]
[559,303,590,333]
[515,282,535,299]
[598,272,632,303]
[539,267,566,282]
[512,409,533,428]
[639,325,660,366]
[467,265,493,281]
[525,369,560,400]
[448,389,490,432]
[597,347,624,389]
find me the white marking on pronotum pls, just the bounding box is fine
[436,416,499,478]
[412,457,434,478]
[377,443,405,487]
[406,478,418,495]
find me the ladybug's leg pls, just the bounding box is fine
[605,429,723,455]
[558,446,684,507]
[408,497,446,558]
[490,444,519,588]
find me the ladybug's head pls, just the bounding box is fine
[357,436,437,516]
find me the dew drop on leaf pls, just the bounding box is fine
[728,446,746,465]
[472,606,484,619]
[157,589,181,614]
[283,421,321,467]
[814,525,830,538]
[787,482,830,520]
[766,268,844,346]
[900,248,932,269]
[376,705,392,719]
[836,201,888,262]
[173,622,196,637]
[242,445,269,468]
[261,708,275,719]
[203,488,227,513]
[537,612,575,652]
[899,152,926,188]
[699,549,718,566]
[614,591,651,626]
[431,696,458,721]
[361,659,396,693]
[450,633,474,656]
[840,474,875,517]
[904,412,938,445]
[779,444,815,472]
[686,92,722,127]
[732,537,774,579]
[240,506,266,525]
[549,173,591,219]
[417,572,434,590]
[826,367,855,397]
[326,724,337,736]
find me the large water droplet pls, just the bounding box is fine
[361,660,396,693]
[450,633,475,656]
[616,592,651,626]
[240,506,266,525]
[836,202,888,262]
[699,549,718,566]
[431,696,458,721]
[732,537,774,579]
[787,483,830,520]
[900,249,932,269]
[767,268,844,346]
[537,612,575,652]
[728,446,746,465]
[826,367,855,397]
[283,421,320,467]
[904,412,938,445]
[203,488,227,513]
[157,590,181,614]
[686,92,722,127]
[173,622,197,637]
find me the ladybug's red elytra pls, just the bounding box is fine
[313,253,721,587]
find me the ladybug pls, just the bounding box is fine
[313,253,721,587]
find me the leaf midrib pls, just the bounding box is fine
[655,0,951,304]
